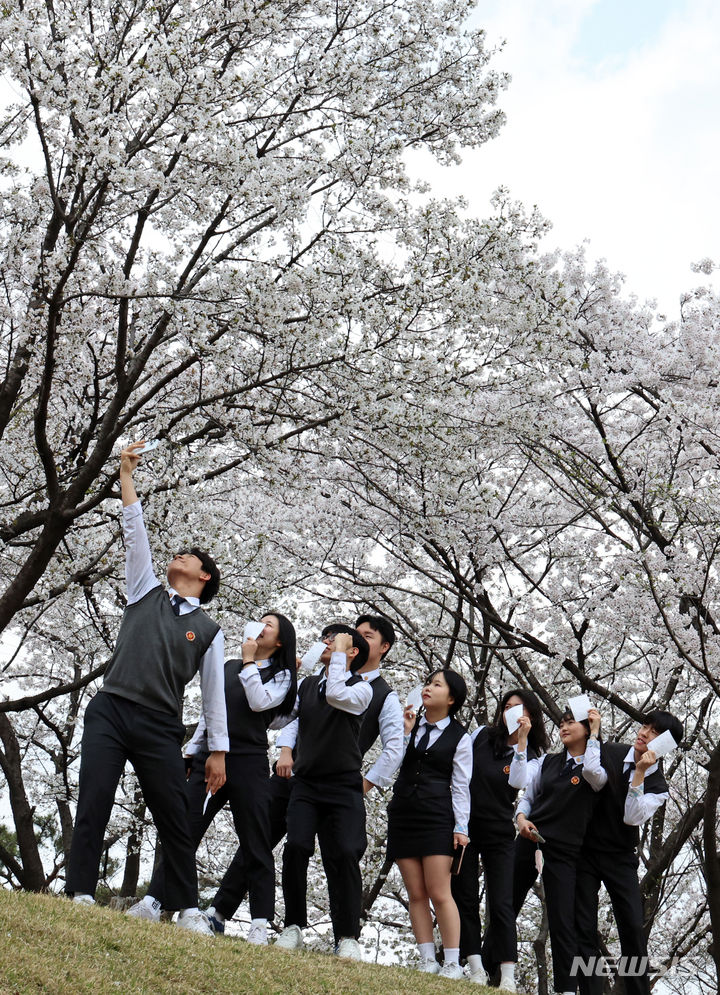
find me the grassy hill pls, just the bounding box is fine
[0,890,492,995]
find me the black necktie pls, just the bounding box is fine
[563,757,575,775]
[415,723,436,754]
[171,594,185,616]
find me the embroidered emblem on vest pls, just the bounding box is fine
[571,775,580,785]
[186,631,196,642]
[503,765,511,774]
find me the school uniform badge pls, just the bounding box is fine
[503,765,511,774]
[186,631,196,641]
[571,775,580,784]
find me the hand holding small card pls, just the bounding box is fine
[568,694,592,722]
[243,620,265,642]
[405,686,424,712]
[504,703,524,734]
[647,729,678,758]
[301,641,326,669]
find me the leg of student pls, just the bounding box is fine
[282,779,322,928]
[128,704,199,911]
[450,837,481,959]
[423,855,460,950]
[223,753,275,922]
[65,693,130,897]
[574,852,603,995]
[511,835,539,915]
[480,837,518,968]
[397,858,434,943]
[541,841,582,994]
[213,773,291,920]
[317,780,367,940]
[603,851,651,995]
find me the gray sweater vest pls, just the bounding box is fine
[102,585,220,717]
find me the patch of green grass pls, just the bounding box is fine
[0,890,492,994]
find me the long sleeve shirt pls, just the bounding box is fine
[516,740,607,820]
[620,746,669,825]
[122,500,228,752]
[470,724,538,790]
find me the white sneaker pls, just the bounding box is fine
[247,923,268,945]
[176,909,213,936]
[419,957,440,973]
[274,925,304,950]
[72,894,95,905]
[439,962,465,979]
[336,937,363,961]
[470,966,489,985]
[126,900,161,922]
[499,978,517,992]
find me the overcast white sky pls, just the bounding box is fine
[412,0,720,317]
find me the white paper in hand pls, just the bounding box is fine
[504,703,524,734]
[647,729,678,758]
[243,620,265,642]
[568,694,592,722]
[202,790,213,815]
[405,686,424,711]
[534,847,544,875]
[135,439,160,454]
[301,641,326,669]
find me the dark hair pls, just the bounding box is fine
[488,688,550,757]
[355,614,396,657]
[425,668,467,717]
[262,612,298,719]
[642,709,684,745]
[320,623,369,672]
[179,547,220,603]
[559,708,602,743]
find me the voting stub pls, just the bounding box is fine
[568,694,592,722]
[405,686,424,712]
[504,703,524,734]
[203,791,213,815]
[243,620,265,642]
[301,641,326,669]
[135,439,160,454]
[647,729,678,758]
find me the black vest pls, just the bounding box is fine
[529,751,599,848]
[583,742,668,853]
[102,585,220,716]
[470,726,538,840]
[196,660,278,756]
[294,672,366,780]
[358,674,393,756]
[392,718,465,801]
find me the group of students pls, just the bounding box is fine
[64,442,683,993]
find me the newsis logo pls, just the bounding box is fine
[570,955,687,979]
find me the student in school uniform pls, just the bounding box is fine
[387,668,472,981]
[274,625,372,960]
[65,442,228,935]
[573,709,683,995]
[453,688,550,990]
[204,616,404,935]
[127,613,297,945]
[514,707,608,995]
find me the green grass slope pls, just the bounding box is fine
[0,890,491,995]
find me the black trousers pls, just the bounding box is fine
[282,776,367,939]
[211,772,292,919]
[574,847,650,995]
[148,750,275,920]
[452,828,517,966]
[514,835,581,993]
[66,692,197,910]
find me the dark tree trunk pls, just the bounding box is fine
[119,787,146,898]
[0,713,47,890]
[703,741,720,987]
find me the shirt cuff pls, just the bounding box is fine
[453,823,468,835]
[205,735,229,753]
[586,737,600,750]
[122,500,142,518]
[628,784,644,797]
[239,663,260,681]
[513,746,527,758]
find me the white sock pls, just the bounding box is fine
[500,963,516,985]
[207,906,225,924]
[251,918,267,928]
[468,955,484,974]
[418,941,435,959]
[444,947,460,965]
[141,895,161,912]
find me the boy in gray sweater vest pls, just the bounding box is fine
[65,442,228,935]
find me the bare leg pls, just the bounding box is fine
[397,857,434,944]
[423,854,460,950]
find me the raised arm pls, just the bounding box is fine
[119,442,159,604]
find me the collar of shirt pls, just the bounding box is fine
[167,588,201,607]
[360,668,380,682]
[421,715,451,732]
[565,749,584,766]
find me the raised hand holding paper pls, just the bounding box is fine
[301,641,326,669]
[568,693,592,722]
[504,703,524,734]
[135,439,160,454]
[243,620,265,642]
[647,729,678,758]
[405,686,424,712]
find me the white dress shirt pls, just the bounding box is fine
[620,746,669,825]
[122,501,228,753]
[274,653,373,731]
[403,715,473,836]
[470,724,538,790]
[516,740,607,820]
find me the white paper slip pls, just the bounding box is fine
[301,641,326,669]
[647,729,678,758]
[202,791,213,815]
[568,694,592,722]
[243,620,265,642]
[504,703,524,734]
[405,686,424,712]
[135,439,160,453]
